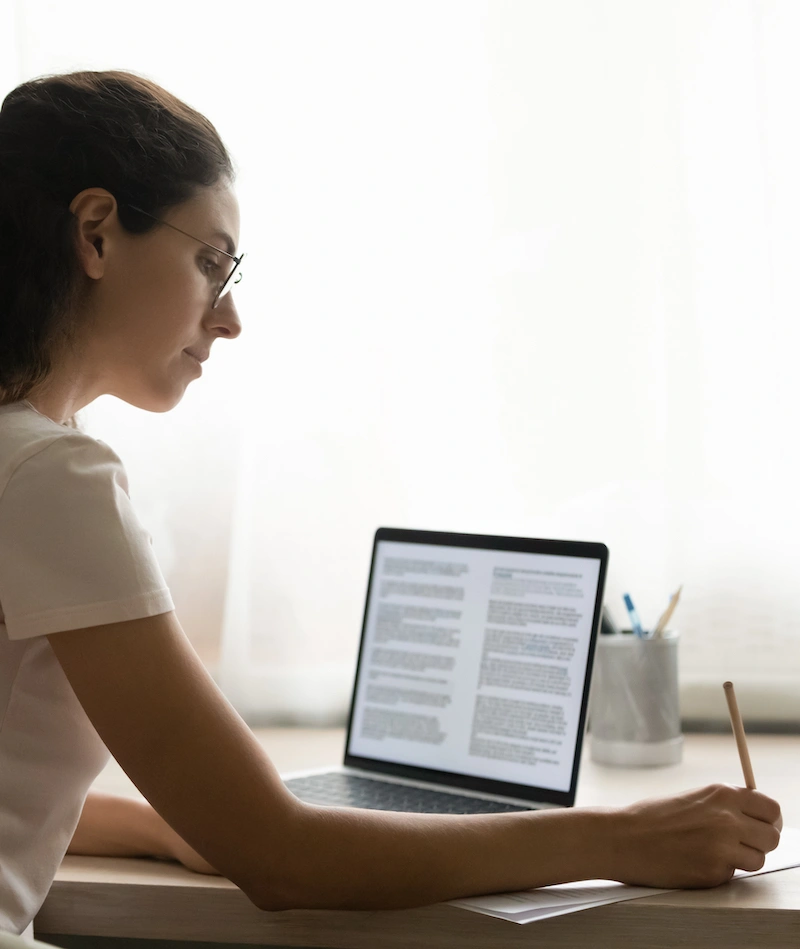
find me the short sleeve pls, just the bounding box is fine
[0,432,174,639]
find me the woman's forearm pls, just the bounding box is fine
[263,801,609,912]
[68,791,174,859]
[68,790,219,874]
[68,791,605,902]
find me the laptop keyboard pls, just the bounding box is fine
[284,772,532,814]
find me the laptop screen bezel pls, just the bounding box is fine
[343,527,609,808]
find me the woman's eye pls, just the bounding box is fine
[199,257,222,278]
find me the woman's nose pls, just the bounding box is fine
[211,294,242,339]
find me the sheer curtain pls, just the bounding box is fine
[8,0,800,724]
[1,4,20,101]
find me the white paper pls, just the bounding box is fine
[450,826,800,924]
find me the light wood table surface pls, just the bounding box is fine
[37,730,800,948]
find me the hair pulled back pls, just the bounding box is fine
[0,70,233,404]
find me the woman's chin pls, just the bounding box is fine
[114,382,188,414]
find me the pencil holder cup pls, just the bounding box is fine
[589,631,682,767]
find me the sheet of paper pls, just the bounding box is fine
[451,879,670,924]
[467,896,645,924]
[450,825,800,924]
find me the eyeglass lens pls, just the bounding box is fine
[214,256,244,306]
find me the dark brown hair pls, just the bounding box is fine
[0,70,234,405]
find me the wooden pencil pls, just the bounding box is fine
[723,681,756,789]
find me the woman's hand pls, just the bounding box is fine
[605,783,782,889]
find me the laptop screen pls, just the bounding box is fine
[345,529,608,806]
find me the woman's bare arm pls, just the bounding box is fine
[48,612,782,911]
[68,790,218,874]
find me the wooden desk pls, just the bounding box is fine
[37,731,800,948]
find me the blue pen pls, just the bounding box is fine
[623,593,645,638]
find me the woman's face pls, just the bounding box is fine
[83,182,242,413]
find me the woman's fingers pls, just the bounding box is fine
[734,787,782,855]
[732,843,768,874]
[740,814,781,856]
[738,787,783,826]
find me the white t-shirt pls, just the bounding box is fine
[0,401,174,935]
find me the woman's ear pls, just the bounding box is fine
[69,188,118,280]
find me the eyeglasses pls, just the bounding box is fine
[128,205,244,309]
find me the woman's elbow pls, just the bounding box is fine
[248,885,304,913]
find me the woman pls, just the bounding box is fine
[0,70,782,937]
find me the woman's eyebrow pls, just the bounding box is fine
[210,230,236,256]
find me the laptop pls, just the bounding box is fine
[284,527,608,814]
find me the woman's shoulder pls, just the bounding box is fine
[0,402,123,496]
